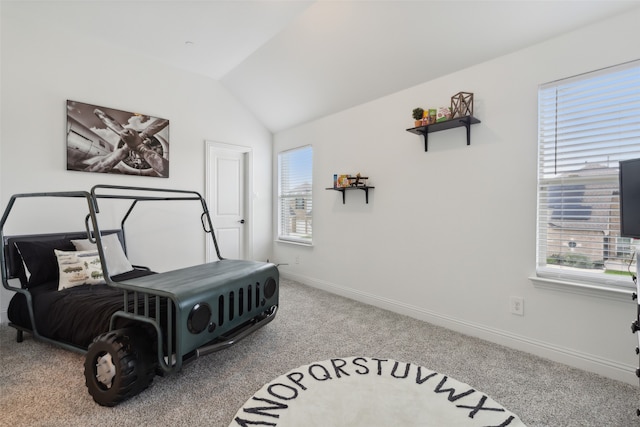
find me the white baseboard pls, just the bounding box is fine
[281,271,638,386]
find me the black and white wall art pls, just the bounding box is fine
[66,100,170,178]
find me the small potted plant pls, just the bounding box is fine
[412,108,424,127]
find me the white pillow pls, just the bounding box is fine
[55,249,105,290]
[71,233,133,276]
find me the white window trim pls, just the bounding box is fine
[277,145,313,245]
[535,60,640,296]
[275,238,313,247]
[529,275,634,303]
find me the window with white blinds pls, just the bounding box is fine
[278,146,313,244]
[537,60,640,288]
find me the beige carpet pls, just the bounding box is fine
[1,278,639,426]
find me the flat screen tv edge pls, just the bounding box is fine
[619,158,640,239]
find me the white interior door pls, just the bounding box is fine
[205,142,252,261]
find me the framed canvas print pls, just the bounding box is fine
[66,100,170,178]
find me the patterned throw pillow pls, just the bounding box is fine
[54,249,106,290]
[71,233,133,276]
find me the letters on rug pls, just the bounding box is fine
[231,356,526,427]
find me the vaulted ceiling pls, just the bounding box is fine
[27,0,640,132]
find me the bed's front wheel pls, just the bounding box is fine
[84,328,154,406]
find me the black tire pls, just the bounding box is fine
[131,330,157,395]
[84,328,156,406]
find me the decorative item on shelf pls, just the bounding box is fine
[450,91,474,119]
[412,107,424,127]
[426,109,437,125]
[336,174,350,188]
[348,173,368,187]
[436,106,452,122]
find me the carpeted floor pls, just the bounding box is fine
[1,278,639,426]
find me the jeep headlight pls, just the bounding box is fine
[187,302,212,334]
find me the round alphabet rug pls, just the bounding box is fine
[230,356,526,427]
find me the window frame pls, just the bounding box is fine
[277,145,313,245]
[535,60,640,293]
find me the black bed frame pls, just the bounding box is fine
[0,184,279,406]
[0,185,209,358]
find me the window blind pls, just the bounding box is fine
[278,146,313,244]
[537,60,640,287]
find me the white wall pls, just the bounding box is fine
[0,3,273,321]
[273,8,640,384]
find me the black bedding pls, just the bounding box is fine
[8,269,158,348]
[3,230,170,349]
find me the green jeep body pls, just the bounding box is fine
[1,185,279,406]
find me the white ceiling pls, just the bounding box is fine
[33,0,640,132]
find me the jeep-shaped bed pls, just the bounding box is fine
[1,185,279,406]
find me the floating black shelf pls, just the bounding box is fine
[326,186,374,204]
[406,115,481,152]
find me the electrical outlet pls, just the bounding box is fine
[510,296,524,316]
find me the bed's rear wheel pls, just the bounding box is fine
[84,328,155,406]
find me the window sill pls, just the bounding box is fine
[276,238,313,247]
[529,276,635,304]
